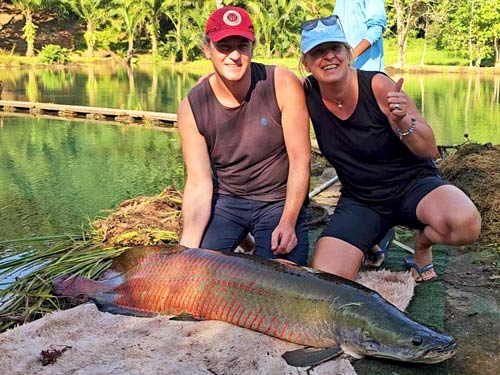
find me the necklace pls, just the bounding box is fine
[325,69,353,111]
[325,95,346,110]
[325,86,349,111]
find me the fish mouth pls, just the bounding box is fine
[417,340,458,363]
[364,340,458,364]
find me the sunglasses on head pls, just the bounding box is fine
[301,15,340,31]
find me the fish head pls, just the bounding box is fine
[335,299,457,364]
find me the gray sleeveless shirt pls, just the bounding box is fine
[187,63,288,201]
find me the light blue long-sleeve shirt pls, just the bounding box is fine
[334,0,386,71]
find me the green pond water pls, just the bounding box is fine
[0,66,499,242]
[0,115,184,241]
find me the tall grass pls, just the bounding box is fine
[383,37,469,67]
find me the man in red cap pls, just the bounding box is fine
[177,6,311,265]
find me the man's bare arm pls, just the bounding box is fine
[177,98,214,248]
[272,67,311,254]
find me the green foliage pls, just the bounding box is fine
[384,37,469,66]
[440,0,499,67]
[1,0,500,67]
[39,44,72,64]
[60,0,110,56]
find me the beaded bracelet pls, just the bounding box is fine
[396,115,417,140]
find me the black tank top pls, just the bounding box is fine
[305,70,438,209]
[188,63,287,201]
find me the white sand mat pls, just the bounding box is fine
[0,270,414,375]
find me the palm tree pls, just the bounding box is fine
[247,0,304,58]
[162,0,207,63]
[141,0,163,57]
[113,0,145,62]
[61,0,108,57]
[11,0,43,57]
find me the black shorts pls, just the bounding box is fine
[319,176,450,254]
[201,195,309,265]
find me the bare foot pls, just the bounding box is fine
[363,245,386,268]
[412,230,437,282]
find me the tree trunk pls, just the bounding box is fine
[394,0,406,68]
[420,19,429,67]
[86,22,95,57]
[24,11,35,57]
[475,46,482,67]
[495,35,499,67]
[151,34,158,57]
[127,35,134,63]
[468,1,475,67]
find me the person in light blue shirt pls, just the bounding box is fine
[334,0,386,71]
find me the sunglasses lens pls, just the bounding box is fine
[301,19,317,31]
[322,15,338,26]
[301,15,338,31]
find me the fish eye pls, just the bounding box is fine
[412,334,423,346]
[361,340,380,352]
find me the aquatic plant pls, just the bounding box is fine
[0,186,182,332]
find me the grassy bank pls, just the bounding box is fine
[1,37,498,75]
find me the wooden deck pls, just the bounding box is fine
[0,100,178,127]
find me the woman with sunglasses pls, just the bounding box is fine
[300,16,481,282]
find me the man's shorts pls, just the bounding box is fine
[319,175,451,254]
[200,194,309,265]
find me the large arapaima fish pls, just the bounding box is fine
[53,245,457,366]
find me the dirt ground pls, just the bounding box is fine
[443,248,500,374]
[0,3,83,54]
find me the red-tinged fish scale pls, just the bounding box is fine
[83,248,339,347]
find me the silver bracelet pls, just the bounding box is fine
[396,115,417,140]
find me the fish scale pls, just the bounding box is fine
[53,245,458,366]
[117,249,331,347]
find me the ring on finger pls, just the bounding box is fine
[394,103,400,109]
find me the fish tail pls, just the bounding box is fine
[53,274,98,298]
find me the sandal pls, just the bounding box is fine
[404,257,438,284]
[363,227,396,269]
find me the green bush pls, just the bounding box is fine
[39,44,71,64]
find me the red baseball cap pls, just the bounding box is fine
[205,6,255,42]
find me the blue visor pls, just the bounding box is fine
[301,15,349,54]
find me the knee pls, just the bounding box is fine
[446,208,482,245]
[463,209,482,243]
[310,239,363,280]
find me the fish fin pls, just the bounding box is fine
[100,269,121,280]
[282,346,343,367]
[95,301,157,317]
[169,313,204,322]
[53,274,92,298]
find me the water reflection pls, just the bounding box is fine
[0,115,184,241]
[2,66,499,144]
[0,65,200,114]
[1,67,499,240]
[388,73,500,144]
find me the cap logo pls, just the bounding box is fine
[223,10,242,26]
